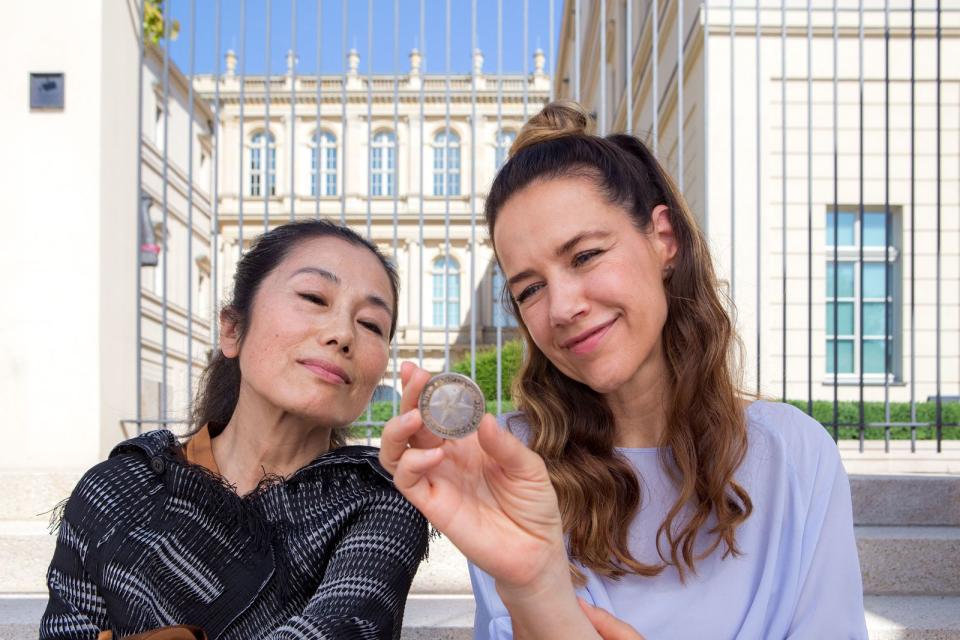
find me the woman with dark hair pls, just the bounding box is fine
[381,101,867,639]
[42,220,429,640]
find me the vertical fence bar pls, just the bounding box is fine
[524,0,529,120]
[393,0,401,416]
[315,0,322,220]
[497,0,504,414]
[443,0,452,371]
[755,0,761,395]
[341,0,348,225]
[780,0,787,404]
[186,0,197,418]
[264,0,272,233]
[833,0,840,441]
[806,0,813,416]
[702,0,707,234]
[626,0,632,135]
[135,0,145,432]
[910,0,916,450]
[883,0,891,450]
[600,0,606,134]
[677,0,684,191]
[160,9,171,422]
[238,0,246,258]
[858,0,865,451]
[366,0,373,240]
[575,0,581,102]
[730,2,735,303]
[418,0,425,367]
[549,0,555,102]
[366,0,374,440]
[935,0,942,451]
[212,0,221,356]
[470,0,478,381]
[653,0,660,153]
[290,0,297,222]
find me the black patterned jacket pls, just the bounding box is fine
[40,430,430,640]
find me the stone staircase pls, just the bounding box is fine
[1,469,958,639]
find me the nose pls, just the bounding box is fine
[320,311,354,356]
[547,276,589,328]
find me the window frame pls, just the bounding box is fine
[824,208,901,383]
[311,129,338,197]
[249,131,277,197]
[431,255,461,328]
[432,129,461,196]
[371,130,397,197]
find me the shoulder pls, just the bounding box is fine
[742,400,842,488]
[58,430,174,531]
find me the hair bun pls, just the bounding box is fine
[510,99,591,156]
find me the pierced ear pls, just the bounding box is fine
[219,308,241,359]
[651,204,678,267]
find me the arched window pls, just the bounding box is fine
[249,131,276,196]
[432,129,461,196]
[311,130,338,196]
[371,131,397,196]
[495,129,516,171]
[491,263,518,328]
[432,256,460,327]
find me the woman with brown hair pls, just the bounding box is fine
[380,101,867,639]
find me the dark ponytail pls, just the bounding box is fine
[188,220,399,448]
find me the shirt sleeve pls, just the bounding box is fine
[266,488,430,640]
[39,493,110,638]
[469,561,516,640]
[786,436,868,640]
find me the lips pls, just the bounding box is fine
[561,318,618,355]
[299,359,352,384]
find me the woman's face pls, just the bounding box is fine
[221,236,394,429]
[493,177,676,395]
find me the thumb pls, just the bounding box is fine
[476,414,544,478]
[577,598,645,640]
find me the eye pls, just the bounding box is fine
[515,283,543,304]
[573,249,602,267]
[359,320,385,336]
[299,293,327,306]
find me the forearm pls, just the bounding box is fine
[496,564,601,640]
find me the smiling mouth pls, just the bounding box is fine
[562,318,618,354]
[298,359,352,385]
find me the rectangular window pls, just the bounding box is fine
[825,208,900,380]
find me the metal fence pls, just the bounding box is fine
[132,0,958,452]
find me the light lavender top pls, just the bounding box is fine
[469,401,868,639]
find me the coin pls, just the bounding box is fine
[418,372,486,439]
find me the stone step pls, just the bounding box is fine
[857,526,960,596]
[3,595,959,639]
[851,474,960,526]
[864,595,960,640]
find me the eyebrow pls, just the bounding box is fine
[506,230,611,288]
[290,266,393,317]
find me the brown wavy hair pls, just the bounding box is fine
[486,100,752,582]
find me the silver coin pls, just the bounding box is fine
[418,372,486,439]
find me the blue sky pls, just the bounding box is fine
[164,0,562,77]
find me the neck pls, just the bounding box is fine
[212,381,333,495]
[604,346,671,449]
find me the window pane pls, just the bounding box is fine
[862,302,887,336]
[448,303,460,326]
[433,302,444,326]
[826,211,855,246]
[826,340,854,374]
[826,262,855,298]
[863,339,887,374]
[826,302,854,336]
[863,263,888,298]
[863,212,887,247]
